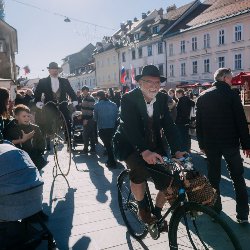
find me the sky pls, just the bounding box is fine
[5,0,190,78]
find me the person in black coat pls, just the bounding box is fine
[196,67,250,223]
[34,62,78,150]
[175,88,195,152]
[113,65,185,227]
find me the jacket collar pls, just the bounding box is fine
[213,81,231,89]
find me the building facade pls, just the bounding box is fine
[93,46,119,89]
[67,62,96,92]
[0,19,18,80]
[165,0,250,86]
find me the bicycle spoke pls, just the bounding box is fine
[169,203,241,250]
[118,170,148,239]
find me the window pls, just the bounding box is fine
[180,40,185,53]
[218,29,224,45]
[192,37,197,51]
[181,63,186,76]
[235,25,242,42]
[169,43,173,56]
[204,34,210,49]
[235,54,242,69]
[158,64,164,75]
[147,45,153,56]
[170,64,174,77]
[218,56,225,68]
[134,33,140,40]
[152,25,159,34]
[132,50,136,60]
[158,42,163,54]
[192,61,198,74]
[138,47,143,58]
[122,52,126,62]
[204,59,210,73]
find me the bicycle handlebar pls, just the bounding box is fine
[155,153,194,173]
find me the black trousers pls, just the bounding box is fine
[205,147,249,217]
[83,119,96,150]
[176,124,191,152]
[99,128,115,163]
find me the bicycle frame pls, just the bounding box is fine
[144,165,187,227]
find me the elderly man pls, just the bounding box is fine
[34,62,77,150]
[196,68,250,224]
[113,65,185,227]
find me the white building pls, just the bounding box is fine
[93,45,119,89]
[165,0,250,86]
[67,62,96,92]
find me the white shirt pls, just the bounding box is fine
[50,76,60,93]
[145,97,156,118]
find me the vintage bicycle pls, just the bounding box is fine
[117,155,242,249]
[42,101,72,182]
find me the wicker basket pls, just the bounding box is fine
[163,171,217,206]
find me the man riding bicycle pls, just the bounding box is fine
[34,62,77,150]
[113,65,186,228]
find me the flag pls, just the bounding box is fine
[23,65,30,75]
[131,64,136,84]
[120,66,126,84]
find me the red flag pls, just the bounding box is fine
[120,66,126,84]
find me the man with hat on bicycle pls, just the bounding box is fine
[113,65,186,228]
[34,62,77,150]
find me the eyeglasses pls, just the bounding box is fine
[140,79,161,85]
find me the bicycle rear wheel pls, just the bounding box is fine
[53,110,72,177]
[168,202,242,250]
[117,170,148,240]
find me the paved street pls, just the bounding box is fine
[37,139,250,250]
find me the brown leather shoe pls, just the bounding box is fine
[137,207,156,225]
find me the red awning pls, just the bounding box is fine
[176,82,212,88]
[231,72,250,85]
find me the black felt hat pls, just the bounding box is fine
[135,65,166,83]
[47,62,60,69]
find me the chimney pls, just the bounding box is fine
[142,13,147,19]
[120,22,126,31]
[158,8,164,16]
[134,17,138,22]
[166,4,177,13]
[127,20,132,30]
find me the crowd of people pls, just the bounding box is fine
[0,63,250,233]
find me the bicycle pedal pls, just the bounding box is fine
[148,223,160,240]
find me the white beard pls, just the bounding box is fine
[140,86,158,100]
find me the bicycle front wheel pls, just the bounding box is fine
[169,202,242,250]
[117,170,148,240]
[53,110,72,177]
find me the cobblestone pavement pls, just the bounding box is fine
[37,139,250,250]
